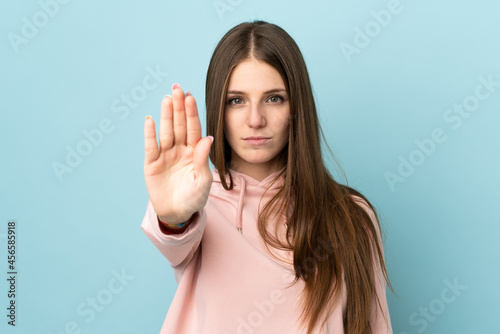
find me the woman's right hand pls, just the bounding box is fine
[143,84,214,224]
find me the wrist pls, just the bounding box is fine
[158,217,187,226]
[157,213,196,234]
[159,220,189,228]
[158,213,194,226]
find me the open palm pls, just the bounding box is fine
[144,85,213,224]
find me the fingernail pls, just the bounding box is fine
[208,136,214,143]
[186,91,192,97]
[145,115,152,121]
[163,94,171,99]
[172,83,180,91]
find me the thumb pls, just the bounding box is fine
[193,136,214,174]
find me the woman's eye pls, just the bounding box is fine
[268,95,283,103]
[229,98,243,105]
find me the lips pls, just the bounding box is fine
[243,136,271,145]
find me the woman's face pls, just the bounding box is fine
[224,58,290,181]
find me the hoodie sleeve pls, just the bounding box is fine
[141,200,206,281]
[353,196,393,334]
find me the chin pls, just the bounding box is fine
[243,155,282,167]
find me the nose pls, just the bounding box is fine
[247,103,266,128]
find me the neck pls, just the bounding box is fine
[229,161,282,182]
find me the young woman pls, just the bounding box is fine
[142,21,393,334]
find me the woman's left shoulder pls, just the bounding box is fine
[351,195,373,213]
[340,187,381,234]
[343,187,376,218]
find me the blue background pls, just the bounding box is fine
[1,0,498,333]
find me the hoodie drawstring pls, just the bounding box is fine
[236,176,246,234]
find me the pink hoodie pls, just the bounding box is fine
[141,169,392,334]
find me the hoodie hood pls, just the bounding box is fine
[211,168,285,190]
[211,168,285,233]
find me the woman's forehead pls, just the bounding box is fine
[227,59,286,93]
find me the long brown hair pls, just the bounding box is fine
[206,21,392,334]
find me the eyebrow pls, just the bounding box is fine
[227,88,287,95]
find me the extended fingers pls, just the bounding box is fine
[172,86,186,146]
[193,136,214,175]
[144,116,159,164]
[159,95,174,151]
[185,93,202,147]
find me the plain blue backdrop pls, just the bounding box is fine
[1,0,499,333]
